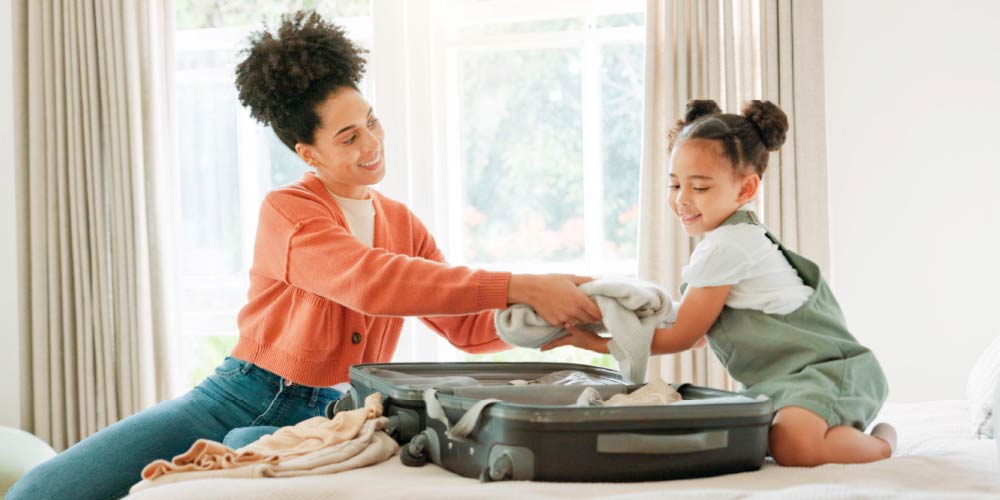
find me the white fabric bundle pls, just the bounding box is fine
[495,276,672,383]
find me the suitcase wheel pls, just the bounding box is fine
[325,388,358,419]
[400,431,431,467]
[479,452,513,482]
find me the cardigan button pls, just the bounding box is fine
[352,332,362,345]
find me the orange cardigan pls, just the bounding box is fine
[232,172,511,386]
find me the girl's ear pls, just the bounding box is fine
[737,173,760,204]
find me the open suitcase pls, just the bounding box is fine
[327,362,773,482]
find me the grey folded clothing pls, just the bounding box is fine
[453,384,628,405]
[509,369,620,386]
[495,276,673,383]
[364,369,480,389]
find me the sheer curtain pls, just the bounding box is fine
[639,0,829,388]
[15,0,176,450]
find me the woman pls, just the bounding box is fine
[6,11,600,500]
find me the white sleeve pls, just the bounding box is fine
[681,241,752,288]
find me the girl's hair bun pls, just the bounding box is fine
[684,100,722,124]
[741,100,788,151]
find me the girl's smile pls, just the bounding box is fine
[679,213,702,225]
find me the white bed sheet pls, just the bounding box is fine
[125,400,1000,500]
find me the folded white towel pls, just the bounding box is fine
[574,378,682,406]
[495,276,673,383]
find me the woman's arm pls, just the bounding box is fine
[409,222,509,353]
[540,285,731,355]
[266,192,600,323]
[283,215,507,317]
[410,214,596,352]
[418,314,509,354]
[407,206,600,328]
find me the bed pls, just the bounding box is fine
[124,399,1000,499]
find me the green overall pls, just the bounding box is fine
[681,210,888,430]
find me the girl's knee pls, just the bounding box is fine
[769,406,831,467]
[769,426,824,467]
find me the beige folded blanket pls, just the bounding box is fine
[132,393,397,494]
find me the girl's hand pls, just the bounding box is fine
[508,274,602,326]
[540,324,610,354]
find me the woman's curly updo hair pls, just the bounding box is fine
[667,99,789,177]
[235,10,367,151]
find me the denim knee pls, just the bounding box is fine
[5,463,129,500]
[222,426,279,449]
[6,464,51,500]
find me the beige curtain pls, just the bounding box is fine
[639,0,828,388]
[759,0,830,271]
[15,0,176,451]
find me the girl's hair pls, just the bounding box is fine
[235,11,367,151]
[667,100,789,177]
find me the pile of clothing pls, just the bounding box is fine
[574,378,681,406]
[130,393,397,494]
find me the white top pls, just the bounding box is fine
[327,189,376,247]
[681,204,814,315]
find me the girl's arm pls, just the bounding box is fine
[650,285,730,355]
[540,285,731,355]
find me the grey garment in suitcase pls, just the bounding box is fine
[328,362,773,483]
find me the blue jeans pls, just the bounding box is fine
[5,356,343,500]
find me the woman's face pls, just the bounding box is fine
[295,87,385,199]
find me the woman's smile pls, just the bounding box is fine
[358,151,382,171]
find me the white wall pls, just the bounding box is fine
[824,0,1000,401]
[0,0,22,428]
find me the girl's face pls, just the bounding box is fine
[295,87,385,199]
[668,139,758,236]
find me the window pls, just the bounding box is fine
[406,0,646,366]
[170,0,645,393]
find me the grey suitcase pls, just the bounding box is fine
[329,362,773,482]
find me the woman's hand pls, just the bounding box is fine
[507,274,602,326]
[540,324,610,354]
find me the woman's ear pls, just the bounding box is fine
[295,143,315,168]
[737,173,760,204]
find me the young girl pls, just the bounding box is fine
[543,99,895,467]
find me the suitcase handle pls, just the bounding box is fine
[424,388,501,443]
[596,430,728,455]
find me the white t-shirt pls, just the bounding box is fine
[681,205,814,315]
[328,189,376,247]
